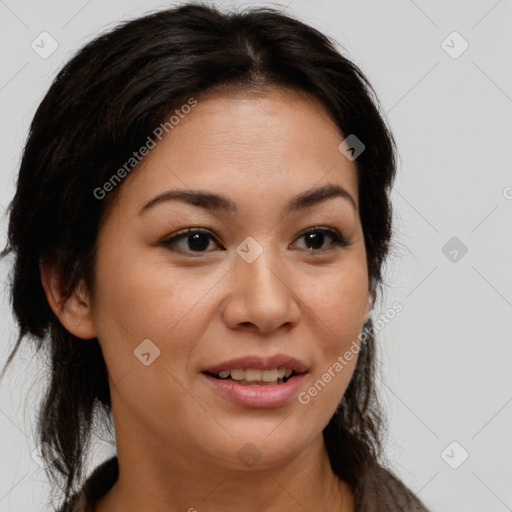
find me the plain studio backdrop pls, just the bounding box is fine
[0,1,511,511]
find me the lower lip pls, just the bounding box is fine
[203,373,306,408]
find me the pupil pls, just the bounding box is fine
[305,232,324,250]
[188,233,209,251]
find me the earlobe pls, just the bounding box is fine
[364,290,376,322]
[39,262,97,340]
[369,290,376,310]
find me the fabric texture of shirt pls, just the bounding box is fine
[55,455,432,511]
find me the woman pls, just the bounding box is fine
[0,3,431,511]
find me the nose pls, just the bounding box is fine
[221,245,301,334]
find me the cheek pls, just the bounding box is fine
[89,256,220,429]
[297,261,368,411]
[90,247,224,376]
[305,258,369,342]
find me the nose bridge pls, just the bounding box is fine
[237,236,289,298]
[226,235,300,332]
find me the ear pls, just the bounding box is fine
[40,262,97,340]
[364,289,376,322]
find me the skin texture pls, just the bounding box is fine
[41,87,374,512]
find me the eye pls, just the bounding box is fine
[160,226,349,255]
[161,228,221,255]
[292,227,349,253]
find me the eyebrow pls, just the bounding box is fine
[138,182,357,216]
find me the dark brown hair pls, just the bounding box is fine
[1,2,397,507]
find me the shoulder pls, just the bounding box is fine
[354,462,432,512]
[55,456,118,512]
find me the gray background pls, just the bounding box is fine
[1,0,511,511]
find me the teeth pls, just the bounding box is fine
[215,367,294,382]
[261,369,278,382]
[230,369,245,381]
[245,369,261,382]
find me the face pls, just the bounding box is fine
[86,87,371,469]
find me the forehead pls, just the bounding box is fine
[108,87,359,217]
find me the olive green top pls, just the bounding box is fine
[56,455,432,511]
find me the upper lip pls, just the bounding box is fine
[203,354,308,375]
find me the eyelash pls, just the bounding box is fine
[160,227,349,256]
